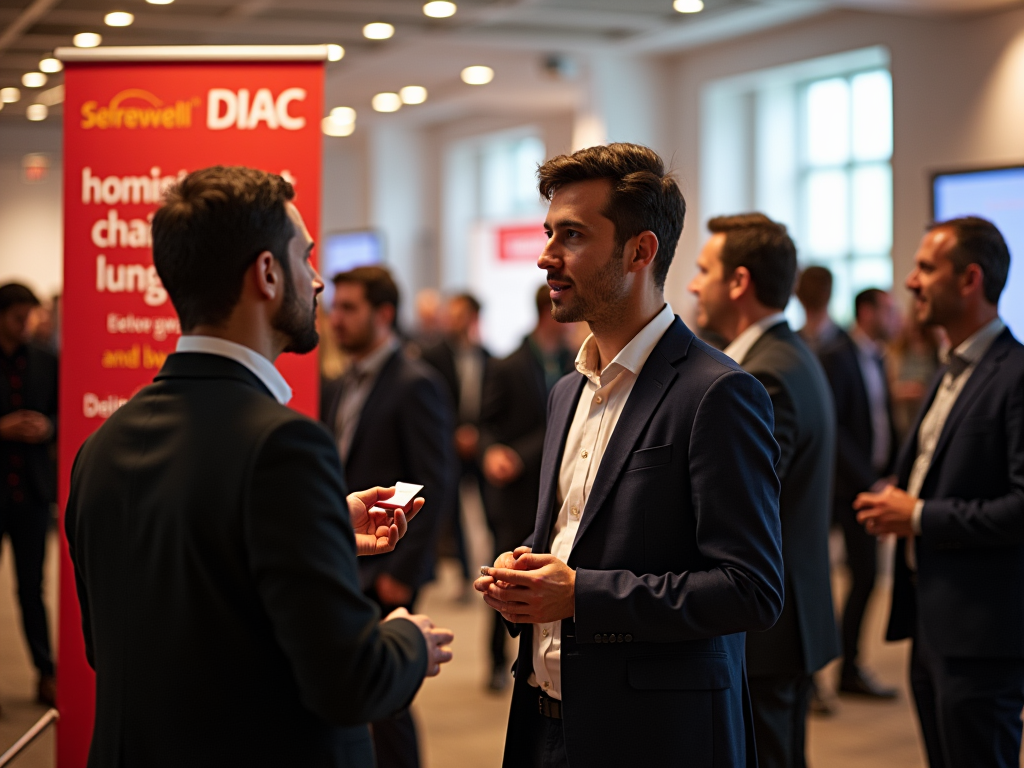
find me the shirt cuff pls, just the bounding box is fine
[912,499,925,535]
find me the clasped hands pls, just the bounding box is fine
[854,482,917,538]
[473,547,576,624]
[347,486,425,557]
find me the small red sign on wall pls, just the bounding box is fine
[497,224,547,262]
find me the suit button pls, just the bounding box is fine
[602,634,609,642]
[594,634,602,643]
[617,634,623,642]
[609,634,616,643]
[625,634,633,643]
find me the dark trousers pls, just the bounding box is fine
[837,507,876,671]
[910,633,1024,768]
[747,673,812,768]
[515,691,570,768]
[365,585,421,768]
[0,501,54,677]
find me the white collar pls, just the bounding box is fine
[723,311,788,365]
[175,335,293,405]
[575,303,675,388]
[946,316,1006,367]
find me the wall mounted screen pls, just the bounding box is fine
[319,230,383,308]
[933,166,1024,339]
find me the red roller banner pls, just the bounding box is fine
[56,46,326,767]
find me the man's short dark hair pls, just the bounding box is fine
[333,266,400,323]
[854,288,887,319]
[152,166,295,333]
[537,143,685,289]
[707,213,797,310]
[928,216,1010,305]
[450,293,481,316]
[0,283,40,314]
[795,266,833,312]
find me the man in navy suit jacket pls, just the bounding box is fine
[856,216,1024,768]
[475,143,784,767]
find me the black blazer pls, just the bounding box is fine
[503,317,784,768]
[888,328,1024,658]
[741,323,840,676]
[65,353,428,768]
[420,339,490,427]
[0,343,58,505]
[819,329,897,510]
[478,338,571,551]
[322,350,456,591]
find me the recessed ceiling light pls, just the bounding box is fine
[104,12,134,27]
[673,0,704,12]
[39,58,63,74]
[326,44,345,62]
[363,22,395,40]
[399,86,427,105]
[423,1,457,18]
[1,87,21,103]
[26,104,48,121]
[22,72,47,88]
[460,65,494,85]
[146,0,175,4]
[329,106,356,125]
[372,92,402,112]
[73,32,103,47]
[321,117,355,137]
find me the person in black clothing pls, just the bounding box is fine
[478,285,574,691]
[0,283,57,708]
[819,289,900,699]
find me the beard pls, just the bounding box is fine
[274,271,319,355]
[550,247,628,327]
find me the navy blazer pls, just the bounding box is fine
[888,328,1024,658]
[502,317,784,768]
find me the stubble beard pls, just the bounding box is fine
[275,271,320,355]
[550,247,629,330]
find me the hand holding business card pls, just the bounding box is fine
[348,484,425,557]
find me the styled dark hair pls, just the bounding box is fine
[537,143,685,289]
[333,266,400,325]
[707,213,797,310]
[152,166,295,332]
[854,288,887,319]
[928,216,1010,305]
[795,265,833,311]
[0,283,40,314]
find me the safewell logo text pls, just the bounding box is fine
[80,89,199,129]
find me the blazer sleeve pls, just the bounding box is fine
[920,377,1024,546]
[65,445,94,668]
[246,419,428,725]
[574,370,785,643]
[748,368,797,481]
[821,348,879,491]
[480,356,546,473]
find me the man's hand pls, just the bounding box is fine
[855,484,917,538]
[0,410,52,444]
[384,607,454,677]
[454,424,479,461]
[473,547,531,593]
[483,444,524,487]
[347,486,425,557]
[375,573,413,607]
[475,551,575,624]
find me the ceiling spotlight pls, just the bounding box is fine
[146,0,175,4]
[673,0,704,12]
[424,1,457,18]
[399,85,427,105]
[372,92,402,112]
[329,106,356,125]
[104,11,134,27]
[26,104,48,121]
[39,58,63,74]
[1,87,21,103]
[22,72,47,88]
[321,117,355,137]
[363,22,395,40]
[73,32,103,47]
[461,65,494,85]
[326,44,345,62]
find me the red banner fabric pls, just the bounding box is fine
[59,58,324,767]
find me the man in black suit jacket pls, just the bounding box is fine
[856,217,1024,768]
[475,144,784,768]
[66,167,453,768]
[819,289,899,699]
[322,266,457,768]
[0,283,58,707]
[478,284,574,690]
[689,214,839,768]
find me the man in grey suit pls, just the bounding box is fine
[689,213,839,768]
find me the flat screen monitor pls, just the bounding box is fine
[932,166,1024,339]
[319,230,383,308]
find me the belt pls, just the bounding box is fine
[538,692,562,720]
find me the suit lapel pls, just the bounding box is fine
[896,369,943,486]
[346,350,402,463]
[533,375,585,554]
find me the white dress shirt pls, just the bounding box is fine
[531,303,675,701]
[176,335,292,405]
[722,312,788,365]
[908,317,1006,537]
[850,326,892,472]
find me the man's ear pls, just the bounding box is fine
[960,263,985,298]
[251,250,282,301]
[727,266,752,301]
[626,231,660,274]
[376,302,397,331]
